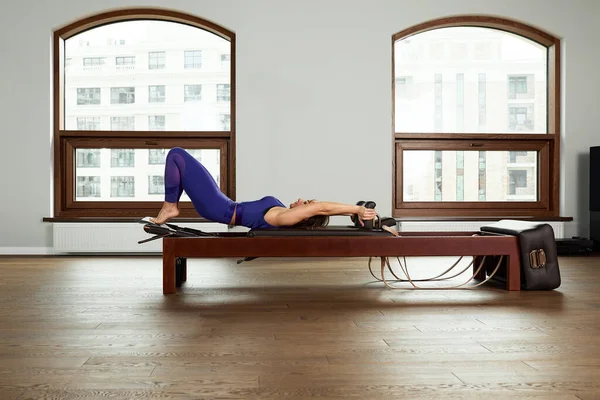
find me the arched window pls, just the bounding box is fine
[393,16,560,218]
[53,9,235,218]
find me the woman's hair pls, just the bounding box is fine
[291,199,330,229]
[292,214,330,229]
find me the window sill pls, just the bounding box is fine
[395,216,573,222]
[42,216,574,223]
[42,217,210,223]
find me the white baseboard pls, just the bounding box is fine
[0,247,54,255]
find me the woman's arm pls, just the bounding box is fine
[266,201,376,227]
[313,201,362,216]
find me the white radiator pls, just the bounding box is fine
[52,222,238,253]
[398,220,564,238]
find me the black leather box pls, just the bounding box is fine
[480,220,561,290]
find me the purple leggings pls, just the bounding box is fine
[164,147,235,224]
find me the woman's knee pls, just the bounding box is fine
[167,147,187,157]
[166,147,190,164]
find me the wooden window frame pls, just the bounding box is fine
[64,137,228,216]
[52,8,236,219]
[395,138,552,216]
[392,16,560,218]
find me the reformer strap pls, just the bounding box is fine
[366,254,504,290]
[363,232,508,290]
[381,225,399,237]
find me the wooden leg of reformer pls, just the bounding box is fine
[180,257,187,282]
[163,239,177,295]
[506,253,521,291]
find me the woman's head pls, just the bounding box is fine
[289,198,306,208]
[289,199,329,228]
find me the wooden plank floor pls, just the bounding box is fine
[0,254,599,399]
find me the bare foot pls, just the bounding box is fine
[150,202,180,225]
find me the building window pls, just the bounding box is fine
[508,75,528,99]
[111,87,135,104]
[508,151,528,163]
[478,152,486,201]
[188,149,204,162]
[396,77,408,96]
[116,56,135,69]
[397,77,406,90]
[76,117,101,130]
[184,85,202,102]
[184,50,202,68]
[148,51,165,69]
[456,151,464,201]
[509,169,528,195]
[76,149,101,167]
[221,53,230,69]
[111,149,135,167]
[111,176,135,197]
[77,176,101,198]
[148,85,165,103]
[116,56,135,65]
[110,116,135,131]
[149,115,166,131]
[434,150,442,200]
[77,88,101,105]
[220,114,230,131]
[54,9,235,218]
[217,84,230,102]
[83,57,105,67]
[508,105,534,131]
[148,176,165,194]
[393,16,560,217]
[148,149,167,165]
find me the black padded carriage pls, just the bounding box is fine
[141,223,398,241]
[247,226,395,237]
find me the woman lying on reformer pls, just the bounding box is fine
[149,147,377,230]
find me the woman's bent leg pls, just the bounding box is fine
[153,147,234,224]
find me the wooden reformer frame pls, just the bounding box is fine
[158,230,521,294]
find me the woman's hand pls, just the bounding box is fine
[357,206,376,226]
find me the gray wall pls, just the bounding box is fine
[0,0,598,251]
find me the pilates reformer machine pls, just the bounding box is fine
[139,202,561,294]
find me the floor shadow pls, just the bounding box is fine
[157,282,567,314]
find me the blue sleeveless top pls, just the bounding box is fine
[236,196,286,229]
